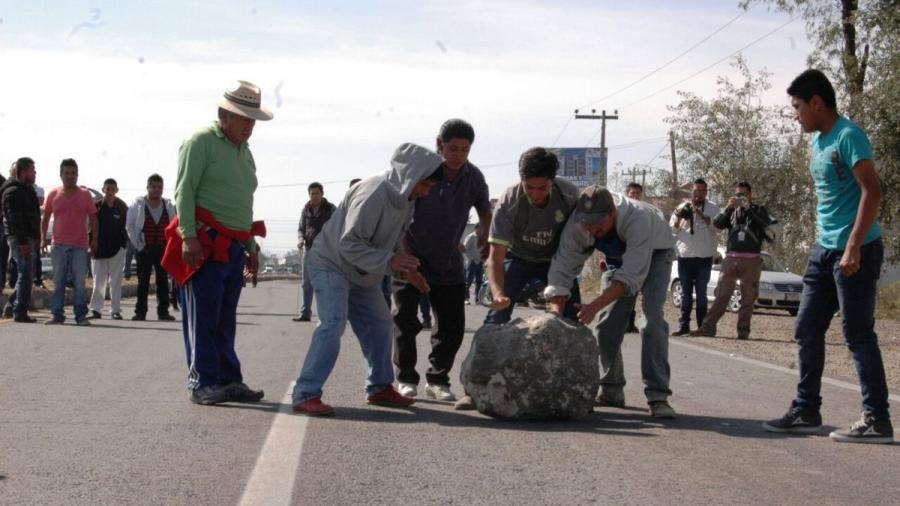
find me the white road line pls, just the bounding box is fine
[239,383,307,506]
[670,338,900,403]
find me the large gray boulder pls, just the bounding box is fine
[460,314,600,420]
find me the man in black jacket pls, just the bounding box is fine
[693,181,773,340]
[0,168,7,313]
[1,157,42,323]
[293,182,336,322]
[88,178,129,320]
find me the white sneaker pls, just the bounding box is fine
[424,383,457,402]
[397,382,418,397]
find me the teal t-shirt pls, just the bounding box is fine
[810,116,880,250]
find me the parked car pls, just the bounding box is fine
[669,248,803,316]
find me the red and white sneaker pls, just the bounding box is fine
[292,397,335,417]
[367,386,415,408]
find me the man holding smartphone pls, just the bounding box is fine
[692,182,772,340]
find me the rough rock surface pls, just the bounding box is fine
[460,314,600,420]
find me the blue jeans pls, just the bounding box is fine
[484,255,580,324]
[298,250,314,318]
[596,249,673,402]
[50,244,89,321]
[677,256,712,331]
[292,265,395,403]
[6,237,35,318]
[793,240,890,419]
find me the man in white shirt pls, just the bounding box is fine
[670,178,720,336]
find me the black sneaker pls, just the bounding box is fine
[158,313,176,321]
[762,405,822,434]
[292,315,311,322]
[88,310,102,320]
[829,412,894,444]
[190,385,229,405]
[14,315,38,323]
[2,307,13,319]
[44,316,65,325]
[132,313,146,321]
[671,328,690,337]
[111,312,123,320]
[224,382,265,403]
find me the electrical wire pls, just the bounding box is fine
[577,4,755,110]
[619,16,797,110]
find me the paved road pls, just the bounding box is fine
[1,281,897,505]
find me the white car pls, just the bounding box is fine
[670,249,803,316]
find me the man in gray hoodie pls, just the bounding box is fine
[292,143,444,416]
[545,186,678,419]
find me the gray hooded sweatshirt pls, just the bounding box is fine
[307,143,444,287]
[545,193,675,299]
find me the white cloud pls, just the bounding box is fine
[0,0,814,253]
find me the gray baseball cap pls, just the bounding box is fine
[573,185,616,224]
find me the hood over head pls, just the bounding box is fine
[384,143,444,206]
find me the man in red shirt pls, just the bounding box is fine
[41,159,98,325]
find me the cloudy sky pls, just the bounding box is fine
[0,0,812,253]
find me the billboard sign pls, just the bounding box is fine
[548,147,607,189]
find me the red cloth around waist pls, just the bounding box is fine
[161,207,266,286]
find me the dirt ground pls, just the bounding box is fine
[661,303,900,393]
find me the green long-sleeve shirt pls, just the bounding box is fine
[175,122,258,251]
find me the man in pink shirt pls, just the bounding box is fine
[40,158,98,325]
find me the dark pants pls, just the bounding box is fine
[0,237,8,290]
[124,241,136,278]
[135,244,170,317]
[677,256,712,331]
[419,296,431,323]
[180,232,246,389]
[33,252,42,285]
[465,261,484,299]
[793,240,890,420]
[393,282,466,386]
[5,237,35,318]
[484,255,580,324]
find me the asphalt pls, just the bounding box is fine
[1,281,897,505]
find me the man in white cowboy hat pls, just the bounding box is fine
[170,80,273,405]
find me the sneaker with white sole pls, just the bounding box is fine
[397,382,418,398]
[424,383,456,402]
[762,405,822,434]
[829,412,894,444]
[453,395,476,411]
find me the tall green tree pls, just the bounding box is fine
[744,0,900,260]
[666,56,815,271]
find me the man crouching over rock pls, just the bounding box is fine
[545,186,678,419]
[291,143,443,416]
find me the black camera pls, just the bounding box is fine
[677,203,694,220]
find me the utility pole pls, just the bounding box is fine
[622,166,649,186]
[669,130,678,205]
[575,109,619,184]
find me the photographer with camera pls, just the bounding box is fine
[670,178,720,336]
[692,181,773,340]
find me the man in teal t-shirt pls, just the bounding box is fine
[763,69,892,444]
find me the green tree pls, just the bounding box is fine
[745,0,900,260]
[665,56,816,272]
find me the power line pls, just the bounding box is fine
[578,4,754,110]
[643,141,670,167]
[619,16,797,110]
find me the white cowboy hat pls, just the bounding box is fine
[218,80,274,121]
